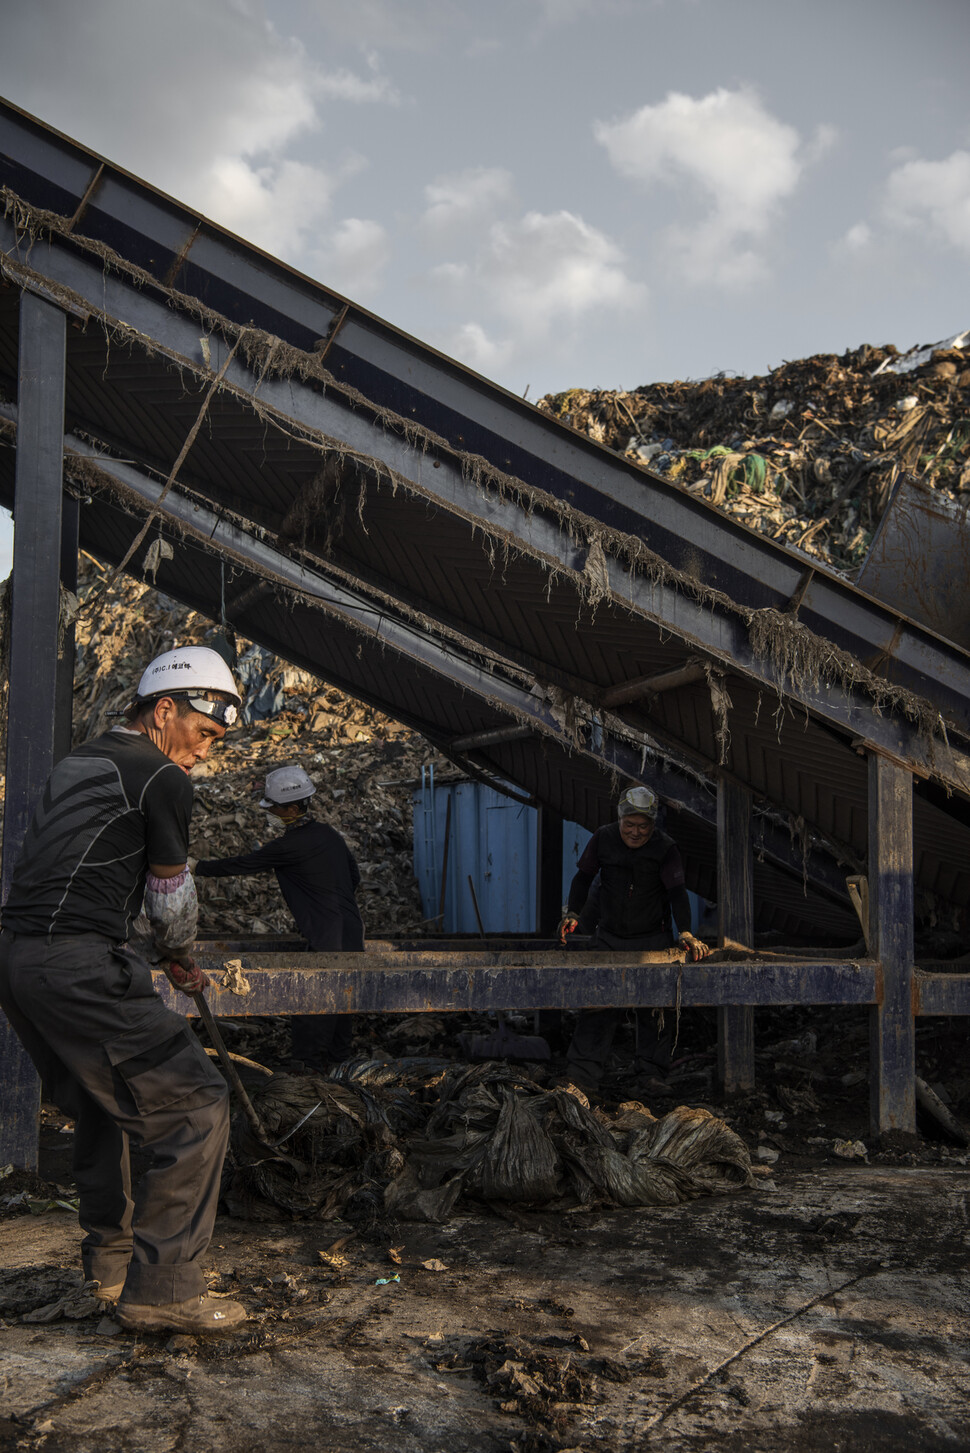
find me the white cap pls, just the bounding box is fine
[260,764,317,808]
[617,785,658,819]
[136,647,241,726]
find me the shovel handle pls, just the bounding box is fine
[192,991,269,1143]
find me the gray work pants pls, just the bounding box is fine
[566,928,675,1086]
[0,931,229,1305]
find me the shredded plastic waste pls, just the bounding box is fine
[223,1060,754,1224]
[538,334,970,572]
[383,1064,754,1223]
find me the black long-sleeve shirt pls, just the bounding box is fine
[567,823,691,939]
[196,817,364,951]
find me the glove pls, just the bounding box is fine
[162,955,211,995]
[558,915,580,945]
[678,932,711,962]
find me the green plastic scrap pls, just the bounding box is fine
[375,1274,401,1286]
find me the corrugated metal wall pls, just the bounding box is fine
[413,769,591,933]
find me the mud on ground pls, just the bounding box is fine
[2,1162,969,1452]
[3,1002,970,1452]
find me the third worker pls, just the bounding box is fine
[559,784,710,1094]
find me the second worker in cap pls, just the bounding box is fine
[194,764,364,1068]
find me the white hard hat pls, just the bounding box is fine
[617,785,659,819]
[136,647,241,727]
[260,764,317,808]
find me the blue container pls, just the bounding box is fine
[413,767,590,934]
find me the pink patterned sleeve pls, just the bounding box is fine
[143,868,198,959]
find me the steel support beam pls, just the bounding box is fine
[717,777,756,1093]
[451,725,533,752]
[1,291,66,1169]
[602,664,706,709]
[1,109,966,735]
[913,970,970,1016]
[169,952,879,1016]
[0,418,853,913]
[54,493,79,763]
[2,221,970,773]
[867,753,916,1137]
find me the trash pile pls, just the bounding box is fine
[538,330,970,572]
[226,1059,756,1225]
[68,558,428,937]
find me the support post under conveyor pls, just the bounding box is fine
[0,293,68,1169]
[717,776,756,1093]
[868,752,916,1137]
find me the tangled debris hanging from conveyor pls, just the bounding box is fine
[538,331,970,573]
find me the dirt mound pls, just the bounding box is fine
[538,332,970,573]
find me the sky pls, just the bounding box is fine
[1,0,969,573]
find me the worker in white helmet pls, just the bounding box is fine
[195,763,364,1068]
[558,784,710,1094]
[0,646,247,1335]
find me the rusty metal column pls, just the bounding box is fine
[1,291,67,1169]
[868,752,915,1137]
[717,775,755,1092]
[54,494,79,764]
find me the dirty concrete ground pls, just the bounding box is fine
[4,997,970,1453]
[2,1164,969,1452]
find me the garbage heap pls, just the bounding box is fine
[70,559,428,938]
[538,333,970,573]
[226,1060,757,1225]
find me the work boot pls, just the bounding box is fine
[117,1293,247,1334]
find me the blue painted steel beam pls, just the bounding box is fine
[0,292,67,1171]
[158,953,880,1016]
[2,99,968,729]
[867,754,915,1136]
[717,777,756,1092]
[2,219,970,783]
[913,971,970,1016]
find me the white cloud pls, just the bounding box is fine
[426,208,645,377]
[482,210,645,332]
[207,157,337,257]
[595,86,827,286]
[443,322,513,374]
[429,261,472,286]
[885,150,970,253]
[317,60,401,105]
[422,167,515,238]
[0,1,397,270]
[837,222,873,253]
[312,218,392,299]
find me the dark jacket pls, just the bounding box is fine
[567,822,691,939]
[196,817,364,951]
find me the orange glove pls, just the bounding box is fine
[558,914,580,945]
[162,956,211,995]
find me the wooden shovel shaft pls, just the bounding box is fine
[192,991,269,1142]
